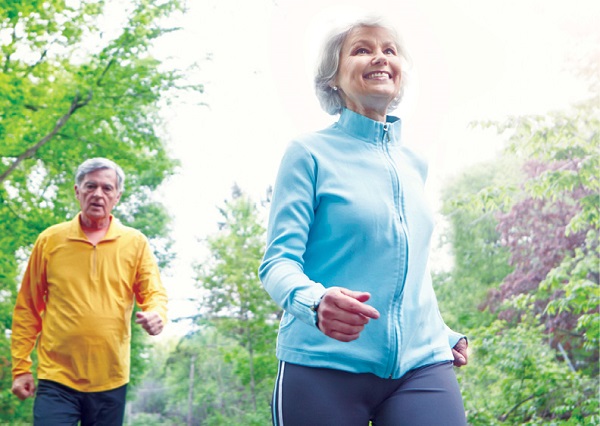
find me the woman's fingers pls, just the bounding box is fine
[317,287,380,341]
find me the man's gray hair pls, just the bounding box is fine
[314,17,409,116]
[75,158,125,192]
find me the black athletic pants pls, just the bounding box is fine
[33,379,127,426]
[272,361,466,426]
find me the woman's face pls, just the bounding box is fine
[334,26,402,120]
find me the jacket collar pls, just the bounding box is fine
[336,108,402,145]
[68,212,123,242]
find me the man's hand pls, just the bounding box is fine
[12,373,35,400]
[452,337,468,367]
[317,287,380,342]
[135,311,164,336]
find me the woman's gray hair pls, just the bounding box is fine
[314,17,409,116]
[75,157,125,192]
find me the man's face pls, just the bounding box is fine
[75,168,122,224]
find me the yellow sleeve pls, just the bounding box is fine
[11,237,47,379]
[134,238,168,324]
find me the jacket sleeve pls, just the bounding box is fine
[11,236,47,379]
[133,237,168,324]
[259,140,326,327]
[446,323,467,348]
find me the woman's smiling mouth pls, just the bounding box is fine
[364,71,391,79]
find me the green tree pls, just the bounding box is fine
[438,98,599,424]
[193,185,279,423]
[0,0,201,421]
[127,337,180,425]
[435,157,519,330]
[483,100,600,373]
[129,187,279,425]
[461,303,598,425]
[133,326,271,425]
[163,329,255,425]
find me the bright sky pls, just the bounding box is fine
[152,0,598,332]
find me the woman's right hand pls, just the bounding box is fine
[317,287,380,342]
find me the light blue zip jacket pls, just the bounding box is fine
[259,108,463,379]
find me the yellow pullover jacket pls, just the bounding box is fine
[11,213,168,392]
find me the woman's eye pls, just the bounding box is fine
[354,48,369,55]
[384,48,397,55]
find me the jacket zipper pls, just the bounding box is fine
[382,124,410,378]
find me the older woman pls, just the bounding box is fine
[259,17,468,426]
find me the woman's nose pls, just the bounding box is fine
[372,51,388,65]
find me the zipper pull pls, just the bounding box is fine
[383,123,390,144]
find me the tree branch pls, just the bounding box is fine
[2,191,28,222]
[499,394,536,422]
[3,25,17,73]
[0,90,92,184]
[557,341,576,372]
[23,49,48,77]
[96,59,115,86]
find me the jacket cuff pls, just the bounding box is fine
[292,287,327,328]
[310,293,327,328]
[446,326,467,349]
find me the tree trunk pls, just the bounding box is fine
[187,354,195,426]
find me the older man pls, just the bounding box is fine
[11,157,168,425]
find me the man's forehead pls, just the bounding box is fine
[82,169,118,183]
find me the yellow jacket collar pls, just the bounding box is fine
[68,213,123,242]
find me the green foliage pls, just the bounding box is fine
[129,187,279,424]
[132,328,232,423]
[460,307,598,425]
[127,337,178,424]
[435,158,518,330]
[0,336,33,423]
[160,329,274,425]
[195,186,279,347]
[194,185,279,416]
[490,102,599,371]
[129,307,152,392]
[438,98,599,424]
[129,412,180,426]
[508,103,600,373]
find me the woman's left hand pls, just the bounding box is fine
[452,337,468,367]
